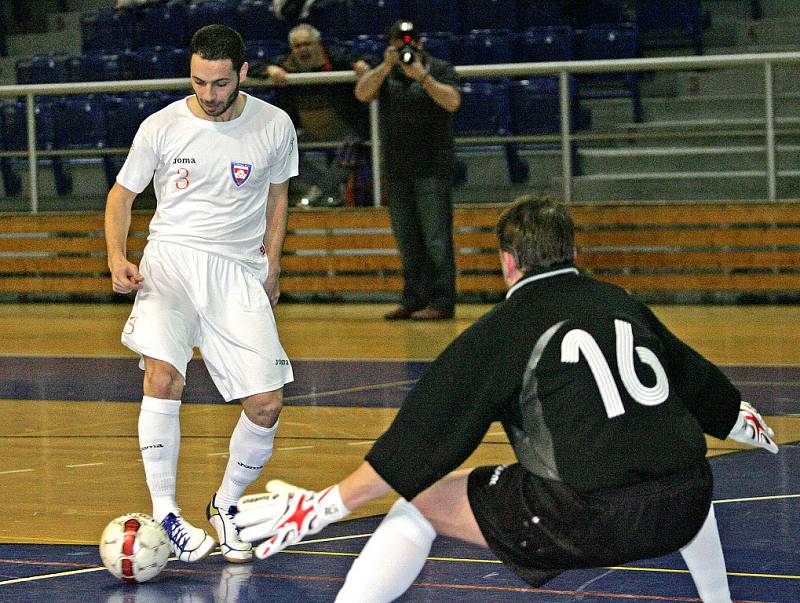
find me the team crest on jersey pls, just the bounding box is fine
[231,162,252,187]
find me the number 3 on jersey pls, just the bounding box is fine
[175,167,190,190]
[561,319,669,418]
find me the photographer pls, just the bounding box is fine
[355,20,460,320]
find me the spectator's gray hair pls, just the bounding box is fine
[288,23,322,43]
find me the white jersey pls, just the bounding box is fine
[117,92,299,267]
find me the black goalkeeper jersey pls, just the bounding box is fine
[366,267,741,501]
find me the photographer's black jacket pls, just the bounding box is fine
[377,53,457,179]
[366,267,741,501]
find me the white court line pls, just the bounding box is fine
[206,452,229,457]
[277,445,315,451]
[65,463,104,468]
[346,441,372,447]
[0,469,34,475]
[0,566,108,585]
[714,493,800,504]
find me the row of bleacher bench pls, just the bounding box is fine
[1,202,797,298]
[79,0,704,56]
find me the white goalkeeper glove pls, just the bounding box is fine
[234,480,350,560]
[728,401,778,454]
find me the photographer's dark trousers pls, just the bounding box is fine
[386,175,456,314]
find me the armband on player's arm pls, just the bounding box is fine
[728,401,778,453]
[235,480,350,559]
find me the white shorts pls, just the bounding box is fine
[121,240,293,401]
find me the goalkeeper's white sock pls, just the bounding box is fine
[680,505,733,603]
[335,498,436,603]
[138,396,181,521]
[215,411,278,511]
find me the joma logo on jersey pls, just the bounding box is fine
[231,162,252,187]
[172,157,196,164]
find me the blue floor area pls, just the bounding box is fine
[1,357,798,411]
[1,358,799,601]
[3,444,800,602]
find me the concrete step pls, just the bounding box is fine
[6,30,82,57]
[577,144,800,174]
[553,171,800,202]
[735,17,800,46]
[584,93,800,130]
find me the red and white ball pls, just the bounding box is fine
[99,513,170,582]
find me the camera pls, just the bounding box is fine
[390,20,420,65]
[398,42,417,65]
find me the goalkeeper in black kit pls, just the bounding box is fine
[235,195,778,603]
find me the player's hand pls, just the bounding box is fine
[263,272,280,307]
[109,259,144,293]
[728,401,778,453]
[234,480,350,559]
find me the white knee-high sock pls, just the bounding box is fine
[335,498,437,603]
[138,396,181,521]
[680,505,733,603]
[215,411,278,511]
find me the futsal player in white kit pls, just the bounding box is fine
[104,24,298,563]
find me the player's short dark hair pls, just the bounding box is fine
[497,195,574,273]
[190,24,246,73]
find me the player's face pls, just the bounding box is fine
[190,55,246,119]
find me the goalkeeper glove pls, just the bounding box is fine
[728,401,778,454]
[235,480,350,560]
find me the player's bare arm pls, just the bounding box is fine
[104,182,144,294]
[263,179,290,306]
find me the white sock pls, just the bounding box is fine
[138,396,181,521]
[215,411,278,511]
[680,505,733,603]
[335,498,436,603]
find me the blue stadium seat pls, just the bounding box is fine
[80,8,135,53]
[454,80,510,136]
[634,0,703,54]
[419,32,459,64]
[131,47,188,80]
[236,0,287,43]
[16,53,79,84]
[244,40,289,65]
[185,0,238,36]
[458,0,517,33]
[513,26,574,63]
[54,96,106,150]
[135,2,189,50]
[405,0,460,35]
[517,0,564,29]
[79,52,135,82]
[460,30,513,65]
[103,93,169,148]
[307,0,351,41]
[345,34,387,58]
[509,76,593,134]
[575,23,642,122]
[349,0,402,37]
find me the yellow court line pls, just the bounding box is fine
[714,493,800,504]
[0,566,107,585]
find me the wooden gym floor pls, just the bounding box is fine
[0,302,799,602]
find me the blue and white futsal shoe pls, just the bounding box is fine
[161,512,216,562]
[207,494,254,563]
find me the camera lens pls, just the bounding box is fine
[399,44,415,64]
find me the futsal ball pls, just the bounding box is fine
[99,513,170,582]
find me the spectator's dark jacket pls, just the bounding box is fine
[253,45,377,139]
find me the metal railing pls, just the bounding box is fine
[2,50,800,211]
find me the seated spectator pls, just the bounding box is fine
[250,23,376,206]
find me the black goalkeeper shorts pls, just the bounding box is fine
[467,460,713,588]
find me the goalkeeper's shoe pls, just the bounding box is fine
[161,512,216,562]
[207,494,253,563]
